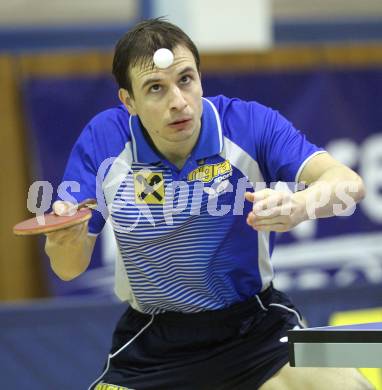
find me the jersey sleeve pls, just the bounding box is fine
[252,102,325,183]
[58,124,107,235]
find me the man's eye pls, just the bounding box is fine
[180,75,191,84]
[149,84,161,93]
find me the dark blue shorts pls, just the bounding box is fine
[91,286,303,390]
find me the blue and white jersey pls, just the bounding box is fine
[61,95,324,314]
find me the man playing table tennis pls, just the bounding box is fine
[45,18,373,390]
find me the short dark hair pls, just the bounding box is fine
[112,17,200,96]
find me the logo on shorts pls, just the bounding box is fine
[94,383,135,390]
[134,171,165,205]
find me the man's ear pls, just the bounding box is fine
[118,88,137,115]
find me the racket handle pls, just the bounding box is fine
[77,198,97,210]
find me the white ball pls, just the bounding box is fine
[54,202,66,215]
[153,48,174,69]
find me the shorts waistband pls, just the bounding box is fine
[130,284,273,325]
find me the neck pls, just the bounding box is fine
[164,151,190,169]
[144,125,201,170]
[162,137,197,168]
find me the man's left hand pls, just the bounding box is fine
[245,189,306,232]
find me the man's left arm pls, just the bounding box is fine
[245,152,366,232]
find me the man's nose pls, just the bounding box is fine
[169,86,187,111]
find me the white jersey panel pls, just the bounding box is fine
[220,136,274,291]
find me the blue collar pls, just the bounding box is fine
[128,97,223,163]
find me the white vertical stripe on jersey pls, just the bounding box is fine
[101,142,142,310]
[203,97,224,152]
[220,136,274,291]
[129,115,139,161]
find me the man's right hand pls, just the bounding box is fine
[44,201,97,281]
[46,201,87,245]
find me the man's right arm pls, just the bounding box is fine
[44,202,97,281]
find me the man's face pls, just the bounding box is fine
[121,45,203,146]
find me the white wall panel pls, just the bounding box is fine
[0,0,138,26]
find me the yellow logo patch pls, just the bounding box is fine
[134,171,165,204]
[187,160,232,183]
[94,383,135,390]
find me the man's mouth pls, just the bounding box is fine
[168,118,192,129]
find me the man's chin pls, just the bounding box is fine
[168,130,195,143]
[167,124,196,139]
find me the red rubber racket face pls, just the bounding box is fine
[13,208,92,236]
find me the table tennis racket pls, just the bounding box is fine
[13,198,97,236]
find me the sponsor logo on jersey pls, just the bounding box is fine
[94,383,135,390]
[134,171,165,205]
[187,160,232,183]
